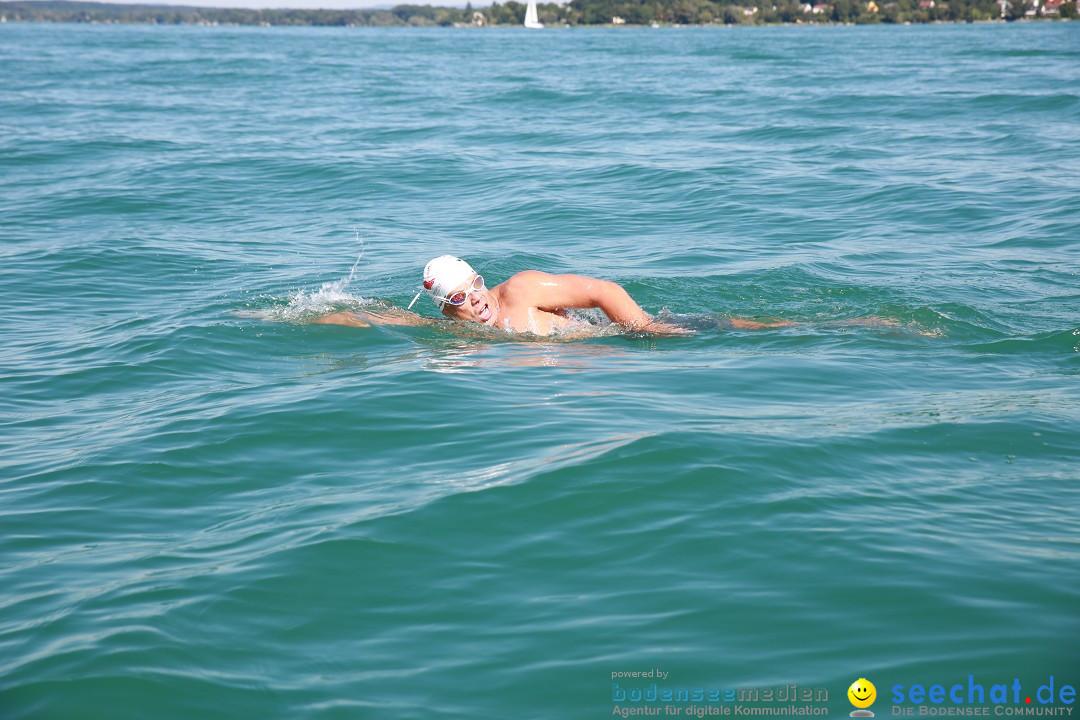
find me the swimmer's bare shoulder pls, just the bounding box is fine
[498,270,693,335]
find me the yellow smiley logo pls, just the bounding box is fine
[848,678,877,710]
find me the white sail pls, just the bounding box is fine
[524,0,543,28]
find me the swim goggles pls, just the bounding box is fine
[438,274,485,307]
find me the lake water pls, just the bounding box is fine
[1,21,1078,720]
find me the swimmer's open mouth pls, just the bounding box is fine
[478,303,492,322]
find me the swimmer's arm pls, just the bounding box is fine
[729,318,794,329]
[315,311,372,327]
[314,309,436,328]
[510,271,687,333]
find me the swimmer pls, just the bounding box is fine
[315,255,786,335]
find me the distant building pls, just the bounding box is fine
[472,10,486,24]
[612,15,626,23]
[917,0,934,8]
[866,0,879,10]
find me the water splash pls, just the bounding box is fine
[238,236,371,323]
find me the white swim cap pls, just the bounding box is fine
[407,255,477,310]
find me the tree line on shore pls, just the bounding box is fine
[1,0,1074,26]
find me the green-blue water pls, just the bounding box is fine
[1,21,1078,720]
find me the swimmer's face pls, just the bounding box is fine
[441,274,497,326]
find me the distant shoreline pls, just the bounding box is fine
[2,0,1075,26]
[3,18,1074,25]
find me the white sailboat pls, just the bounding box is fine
[523,0,543,28]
